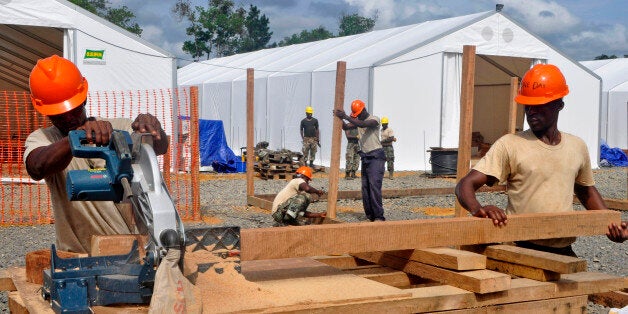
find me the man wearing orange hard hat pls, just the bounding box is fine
[334,99,386,222]
[271,166,326,226]
[23,55,169,253]
[456,64,627,256]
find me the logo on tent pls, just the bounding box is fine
[83,49,106,65]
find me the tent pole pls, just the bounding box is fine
[246,68,255,198]
[455,45,476,217]
[327,61,346,219]
[508,77,519,134]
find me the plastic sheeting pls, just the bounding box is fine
[199,119,239,173]
[600,142,628,167]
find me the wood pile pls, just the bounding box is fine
[254,149,303,180]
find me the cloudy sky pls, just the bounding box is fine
[112,0,627,64]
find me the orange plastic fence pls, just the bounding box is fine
[0,88,200,225]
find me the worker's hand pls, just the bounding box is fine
[606,221,627,243]
[132,113,163,140]
[77,119,113,146]
[316,189,325,196]
[472,205,507,227]
[334,109,347,120]
[393,137,397,142]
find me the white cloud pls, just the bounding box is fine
[500,0,580,35]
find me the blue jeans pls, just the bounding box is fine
[360,148,386,221]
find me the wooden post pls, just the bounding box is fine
[327,61,346,219]
[190,86,201,221]
[246,68,255,197]
[508,76,519,134]
[455,45,476,217]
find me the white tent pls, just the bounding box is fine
[581,58,628,150]
[179,10,601,170]
[0,0,176,93]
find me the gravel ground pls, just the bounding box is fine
[0,167,626,313]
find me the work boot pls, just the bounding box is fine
[309,160,314,167]
[351,171,357,178]
[345,172,353,180]
[388,171,394,180]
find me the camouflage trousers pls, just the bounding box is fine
[302,137,318,163]
[383,145,394,172]
[272,193,311,226]
[345,141,360,172]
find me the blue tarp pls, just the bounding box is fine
[600,142,628,167]
[198,119,238,172]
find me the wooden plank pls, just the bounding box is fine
[327,61,346,219]
[588,290,628,308]
[483,244,587,274]
[247,195,272,209]
[443,295,588,314]
[486,258,560,282]
[312,255,374,269]
[240,210,620,260]
[555,272,627,296]
[189,86,201,220]
[25,249,82,285]
[604,199,628,211]
[508,76,519,134]
[246,68,255,197]
[387,248,486,270]
[10,268,54,314]
[8,291,29,314]
[90,234,146,257]
[455,45,476,217]
[251,185,507,209]
[0,269,16,291]
[353,251,510,294]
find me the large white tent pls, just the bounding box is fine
[179,9,601,170]
[0,0,176,92]
[581,58,628,150]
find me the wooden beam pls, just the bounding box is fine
[442,295,588,314]
[240,210,620,260]
[354,251,510,294]
[483,245,587,274]
[189,86,200,220]
[589,290,628,308]
[508,76,519,134]
[455,45,476,217]
[246,68,255,197]
[247,195,272,210]
[486,259,560,282]
[0,269,16,291]
[387,248,486,271]
[327,61,346,219]
[573,196,628,211]
[8,291,28,314]
[250,185,507,209]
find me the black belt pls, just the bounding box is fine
[347,139,358,143]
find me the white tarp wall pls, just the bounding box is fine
[179,11,601,170]
[581,59,628,149]
[0,0,177,134]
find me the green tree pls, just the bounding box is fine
[338,13,377,37]
[278,26,334,47]
[594,54,617,60]
[174,0,272,59]
[69,0,142,36]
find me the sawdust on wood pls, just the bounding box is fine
[201,216,223,225]
[413,207,455,216]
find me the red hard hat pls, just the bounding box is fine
[29,55,89,116]
[515,64,569,105]
[350,99,365,118]
[296,166,312,179]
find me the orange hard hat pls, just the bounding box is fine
[350,99,365,118]
[515,64,569,105]
[296,166,312,179]
[29,55,89,116]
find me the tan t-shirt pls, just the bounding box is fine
[358,115,382,153]
[473,130,594,247]
[23,118,136,253]
[272,178,305,213]
[381,128,394,146]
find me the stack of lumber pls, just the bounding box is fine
[2,210,626,313]
[254,149,303,180]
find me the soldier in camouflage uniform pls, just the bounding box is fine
[300,106,319,167]
[380,117,396,179]
[344,128,360,179]
[271,166,326,226]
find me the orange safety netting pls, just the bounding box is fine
[0,88,200,225]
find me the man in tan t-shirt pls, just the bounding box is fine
[23,55,169,253]
[455,64,626,256]
[271,166,326,226]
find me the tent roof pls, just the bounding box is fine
[178,11,494,85]
[581,58,628,92]
[0,0,173,91]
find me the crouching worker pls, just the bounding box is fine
[272,166,326,226]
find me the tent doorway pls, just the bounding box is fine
[0,24,63,91]
[472,55,532,146]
